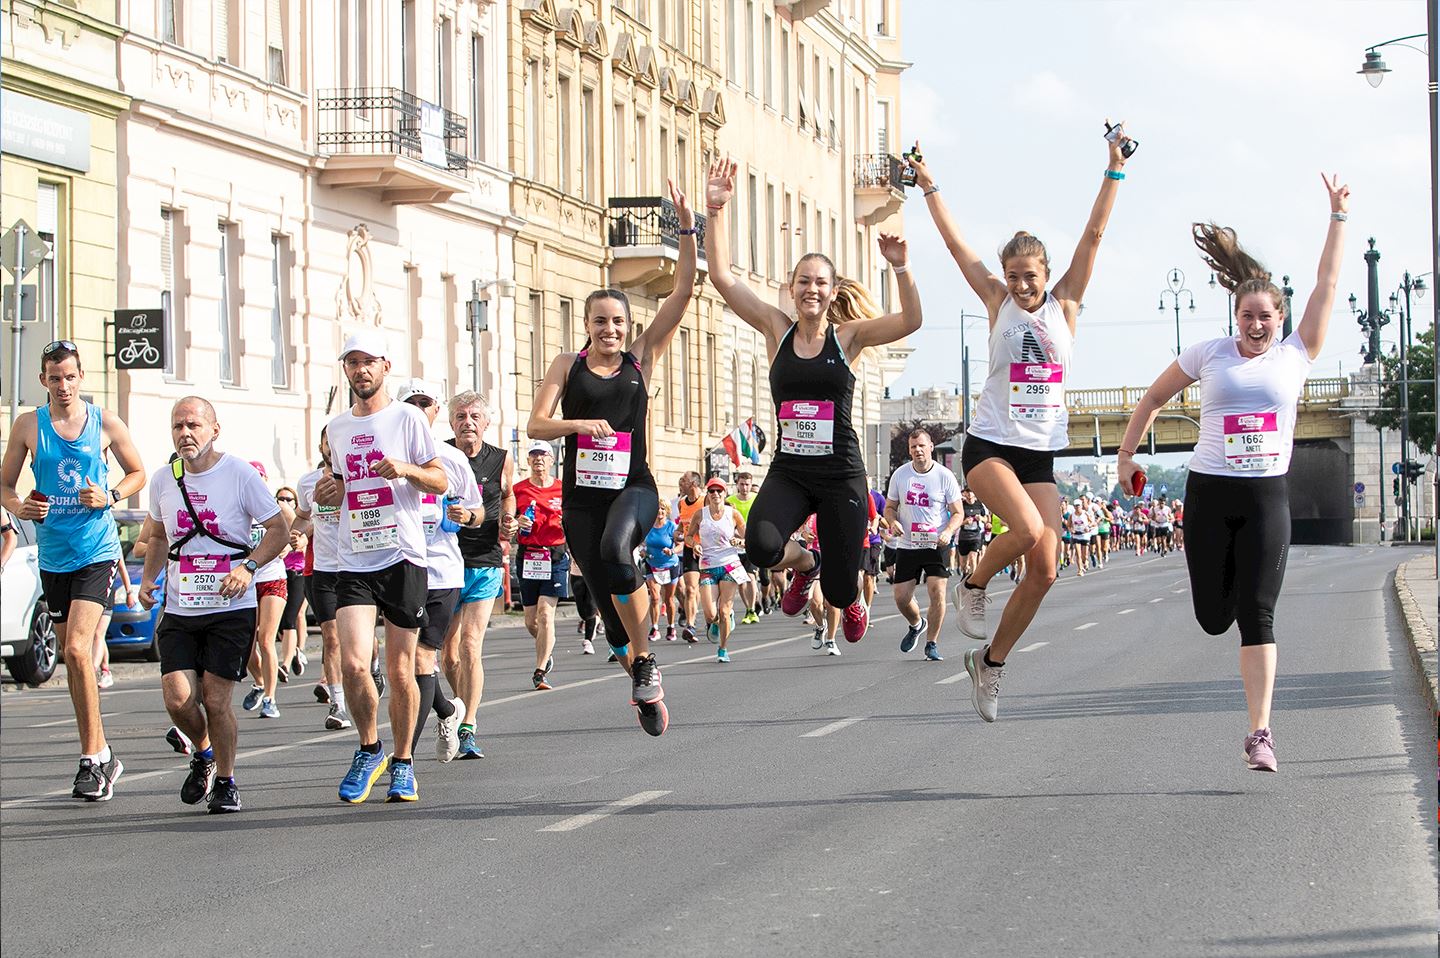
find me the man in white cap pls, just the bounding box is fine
[313,333,446,804]
[394,378,484,762]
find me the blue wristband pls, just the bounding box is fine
[1104,170,1125,181]
[678,227,699,235]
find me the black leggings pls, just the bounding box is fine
[570,572,597,621]
[561,485,659,648]
[744,469,868,608]
[1183,471,1290,647]
[278,570,306,632]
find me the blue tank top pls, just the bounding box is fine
[645,520,679,569]
[31,403,120,572]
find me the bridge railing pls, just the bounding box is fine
[1066,377,1349,414]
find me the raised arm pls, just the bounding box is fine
[906,142,1007,315]
[1116,361,1197,492]
[1296,172,1351,360]
[635,179,698,381]
[703,158,791,345]
[839,233,922,356]
[1052,121,1135,317]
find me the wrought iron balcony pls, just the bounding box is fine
[853,153,905,226]
[605,196,708,294]
[316,87,472,205]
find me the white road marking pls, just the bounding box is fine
[1017,642,1049,653]
[1149,597,1165,603]
[1117,609,1135,615]
[1171,588,1186,594]
[935,672,969,685]
[801,716,865,738]
[538,789,671,832]
[1074,623,1097,631]
[26,712,117,729]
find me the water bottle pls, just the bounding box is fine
[439,495,461,534]
[520,503,536,540]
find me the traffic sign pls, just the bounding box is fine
[1354,481,1366,494]
[1392,462,1402,475]
[0,221,50,278]
[113,309,166,370]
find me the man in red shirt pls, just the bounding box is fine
[507,440,567,690]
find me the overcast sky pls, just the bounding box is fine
[892,0,1435,397]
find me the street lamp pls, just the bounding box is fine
[1158,267,1195,357]
[1208,272,1234,337]
[466,277,516,391]
[957,309,986,434]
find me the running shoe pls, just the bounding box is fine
[533,668,553,691]
[207,777,242,814]
[386,760,418,802]
[682,626,698,644]
[276,665,290,684]
[165,725,192,755]
[436,697,465,763]
[635,699,669,736]
[717,648,731,663]
[1244,728,1278,772]
[900,617,927,654]
[631,652,664,706]
[780,556,821,616]
[338,747,388,803]
[649,626,660,642]
[325,704,352,730]
[707,621,720,643]
[291,649,308,676]
[180,753,216,805]
[544,655,554,676]
[924,641,943,662]
[742,610,758,625]
[824,639,841,656]
[97,667,114,689]
[963,646,1004,723]
[581,638,596,655]
[841,601,869,643]
[955,576,991,641]
[314,683,330,703]
[259,696,280,719]
[456,728,485,760]
[812,627,824,650]
[607,652,619,662]
[72,753,123,802]
[371,662,386,698]
[665,626,677,642]
[242,685,265,711]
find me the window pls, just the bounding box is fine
[659,0,667,44]
[879,263,892,312]
[558,74,573,194]
[469,33,485,160]
[877,99,891,154]
[780,26,790,118]
[217,222,234,384]
[702,0,713,66]
[344,0,368,87]
[677,328,691,429]
[729,181,741,270]
[401,1,415,93]
[560,298,574,351]
[214,0,232,63]
[161,0,179,44]
[726,0,737,78]
[404,266,420,379]
[798,198,808,257]
[526,59,542,179]
[831,215,840,273]
[582,85,597,201]
[676,133,689,198]
[634,0,649,23]
[436,16,452,108]
[745,1,755,94]
[765,183,776,280]
[37,183,59,338]
[706,334,718,430]
[636,111,649,192]
[270,235,290,387]
[529,292,544,386]
[828,64,837,143]
[659,122,671,192]
[612,101,627,194]
[762,14,773,107]
[747,173,758,273]
[160,208,181,378]
[782,191,793,269]
[674,0,687,53]
[877,0,890,35]
[266,0,287,84]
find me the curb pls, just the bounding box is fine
[1392,557,1438,714]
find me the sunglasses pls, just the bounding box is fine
[406,397,436,409]
[276,496,296,504]
[43,340,78,356]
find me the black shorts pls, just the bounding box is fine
[336,561,428,629]
[955,537,983,557]
[960,432,1056,487]
[862,542,882,577]
[892,547,951,584]
[306,570,338,623]
[418,588,460,650]
[39,559,117,624]
[681,546,700,575]
[515,548,572,606]
[882,546,897,568]
[158,608,257,682]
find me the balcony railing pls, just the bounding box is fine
[854,153,903,191]
[605,196,708,252]
[317,87,469,172]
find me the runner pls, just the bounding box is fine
[528,178,698,735]
[1,340,147,801]
[1151,498,1175,557]
[316,331,446,803]
[396,380,482,761]
[292,428,352,730]
[672,471,704,641]
[1068,499,1091,576]
[1118,172,1349,772]
[240,461,293,719]
[704,159,922,642]
[137,396,289,813]
[885,429,964,661]
[509,439,567,690]
[443,391,514,760]
[273,485,309,679]
[687,477,748,662]
[863,484,888,607]
[726,472,762,623]
[954,487,988,578]
[570,558,601,655]
[800,515,842,656]
[907,124,1136,723]
[642,501,682,642]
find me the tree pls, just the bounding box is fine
[1366,325,1436,456]
[889,420,959,476]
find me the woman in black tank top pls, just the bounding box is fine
[703,159,923,644]
[527,180,696,737]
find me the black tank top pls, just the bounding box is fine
[769,323,864,477]
[450,440,506,567]
[561,349,656,503]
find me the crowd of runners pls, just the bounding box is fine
[0,123,1352,808]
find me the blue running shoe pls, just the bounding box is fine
[338,747,388,803]
[456,727,485,760]
[924,641,943,662]
[708,621,719,643]
[386,759,418,802]
[717,648,731,663]
[259,696,280,719]
[242,685,264,711]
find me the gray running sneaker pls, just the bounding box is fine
[956,576,990,641]
[259,697,280,719]
[1244,728,1278,772]
[325,704,352,730]
[900,617,927,654]
[823,640,841,656]
[436,697,465,763]
[630,652,663,705]
[963,646,1004,723]
[812,627,824,651]
[242,685,264,711]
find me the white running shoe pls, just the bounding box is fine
[955,576,991,641]
[811,627,824,650]
[824,640,841,656]
[436,697,465,763]
[963,646,1004,723]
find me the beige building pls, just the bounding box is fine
[508,0,911,488]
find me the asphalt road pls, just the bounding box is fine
[1,545,1434,958]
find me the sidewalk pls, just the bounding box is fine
[1393,553,1437,713]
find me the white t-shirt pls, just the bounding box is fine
[296,466,341,573]
[697,505,742,570]
[326,401,439,573]
[968,293,1074,451]
[147,453,281,616]
[1179,332,1313,478]
[887,461,963,550]
[422,441,484,590]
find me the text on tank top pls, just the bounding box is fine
[768,324,864,477]
[31,402,120,572]
[969,294,1074,452]
[561,349,654,498]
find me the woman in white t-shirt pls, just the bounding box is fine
[1119,172,1350,774]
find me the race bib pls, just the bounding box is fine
[1223,412,1280,471]
[315,502,340,525]
[651,566,672,585]
[522,548,552,580]
[421,493,441,540]
[909,523,939,548]
[177,555,231,609]
[723,560,749,584]
[576,433,632,490]
[778,400,835,456]
[1009,363,1065,421]
[346,487,399,552]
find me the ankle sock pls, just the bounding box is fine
[983,651,1005,669]
[360,741,382,755]
[198,746,215,761]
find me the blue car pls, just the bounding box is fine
[105,509,164,661]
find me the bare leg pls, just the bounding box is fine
[337,605,381,745]
[255,594,284,699]
[58,601,106,754]
[892,579,921,627]
[533,596,557,671]
[1239,644,1277,731]
[717,581,737,650]
[161,670,210,753]
[384,623,420,761]
[200,673,241,776]
[320,620,341,687]
[926,576,947,642]
[452,597,495,727]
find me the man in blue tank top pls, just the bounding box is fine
[1,341,146,802]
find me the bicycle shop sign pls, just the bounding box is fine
[113,309,165,370]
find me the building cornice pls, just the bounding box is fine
[5,0,124,42]
[1,59,129,116]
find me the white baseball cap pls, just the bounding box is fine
[339,330,388,362]
[396,379,440,405]
[526,440,553,456]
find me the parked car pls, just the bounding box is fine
[106,509,164,661]
[1,516,59,686]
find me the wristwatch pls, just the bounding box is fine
[109,488,122,504]
[242,559,259,574]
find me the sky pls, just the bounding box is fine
[891,0,1435,400]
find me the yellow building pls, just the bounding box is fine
[508,0,910,489]
[1,0,128,425]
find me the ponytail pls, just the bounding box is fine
[1192,222,1281,309]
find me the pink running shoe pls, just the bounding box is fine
[841,600,869,643]
[1243,728,1277,772]
[780,556,821,617]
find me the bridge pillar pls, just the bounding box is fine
[1341,364,1389,544]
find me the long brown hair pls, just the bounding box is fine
[1192,222,1281,309]
[999,231,1050,274]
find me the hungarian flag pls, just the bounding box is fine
[722,418,763,466]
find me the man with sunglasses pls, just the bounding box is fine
[1,341,147,801]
